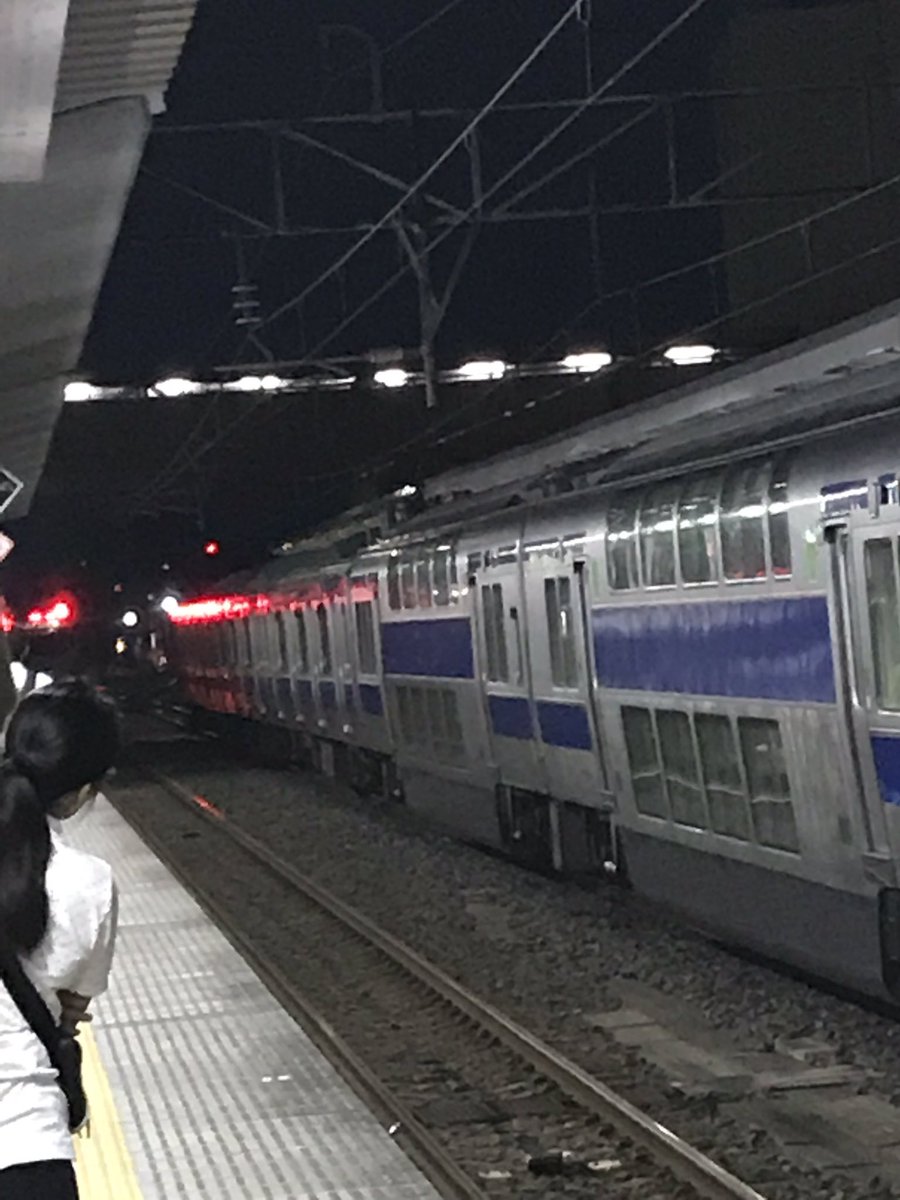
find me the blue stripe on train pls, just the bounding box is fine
[537,701,592,750]
[319,681,337,710]
[359,683,384,716]
[381,618,474,679]
[592,595,835,704]
[489,695,532,740]
[871,736,900,805]
[489,694,592,750]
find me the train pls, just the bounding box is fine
[166,308,900,1001]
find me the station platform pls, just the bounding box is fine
[64,795,442,1200]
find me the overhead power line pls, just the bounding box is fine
[134,0,714,508]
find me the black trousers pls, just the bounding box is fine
[0,1160,78,1199]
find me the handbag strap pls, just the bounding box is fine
[0,937,61,1067]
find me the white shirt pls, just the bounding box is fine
[0,829,117,1170]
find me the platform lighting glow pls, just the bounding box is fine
[231,375,263,391]
[395,485,418,498]
[121,609,139,628]
[64,381,100,402]
[260,374,285,391]
[663,345,717,367]
[374,368,410,389]
[159,595,180,616]
[154,377,199,398]
[562,352,613,374]
[34,672,53,690]
[9,662,27,691]
[115,638,127,655]
[457,360,508,381]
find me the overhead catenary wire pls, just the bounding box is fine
[257,1,586,333]
[137,0,714,508]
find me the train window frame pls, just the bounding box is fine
[720,461,770,585]
[863,536,900,713]
[355,596,378,676]
[656,708,708,830]
[606,494,641,591]
[315,603,333,676]
[677,472,723,587]
[387,555,402,610]
[694,712,751,841]
[639,482,679,589]
[416,554,433,608]
[622,706,669,820]
[544,575,579,688]
[274,610,290,674]
[400,555,417,610]
[767,458,792,579]
[738,716,798,853]
[481,582,510,683]
[293,607,310,674]
[433,548,451,606]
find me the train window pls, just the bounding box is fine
[387,557,401,610]
[355,600,377,675]
[678,474,720,584]
[695,713,750,840]
[607,495,640,590]
[396,686,414,742]
[433,550,450,606]
[409,686,429,747]
[622,707,668,819]
[768,460,792,578]
[401,556,417,609]
[656,709,707,829]
[640,483,679,587]
[721,463,767,582]
[227,621,239,668]
[316,604,332,675]
[738,717,798,852]
[426,689,447,756]
[416,556,432,608]
[274,612,289,673]
[442,689,464,754]
[865,538,900,711]
[545,577,578,687]
[294,609,309,674]
[481,584,509,682]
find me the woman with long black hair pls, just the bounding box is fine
[0,680,120,1199]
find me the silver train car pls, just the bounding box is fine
[169,321,900,1000]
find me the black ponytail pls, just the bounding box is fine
[0,763,51,951]
[0,680,119,953]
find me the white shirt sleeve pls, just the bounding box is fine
[69,880,118,998]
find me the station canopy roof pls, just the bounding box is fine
[0,0,198,517]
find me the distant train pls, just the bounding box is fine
[167,332,900,1001]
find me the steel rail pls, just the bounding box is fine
[111,779,488,1200]
[134,765,770,1200]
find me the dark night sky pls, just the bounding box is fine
[4,0,834,607]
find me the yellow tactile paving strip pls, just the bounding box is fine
[73,1025,143,1199]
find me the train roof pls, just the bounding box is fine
[425,299,900,508]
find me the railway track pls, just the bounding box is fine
[111,762,769,1200]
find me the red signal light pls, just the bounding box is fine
[25,594,77,631]
[204,540,220,557]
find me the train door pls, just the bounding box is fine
[312,598,338,735]
[841,517,900,874]
[473,539,545,793]
[519,528,610,874]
